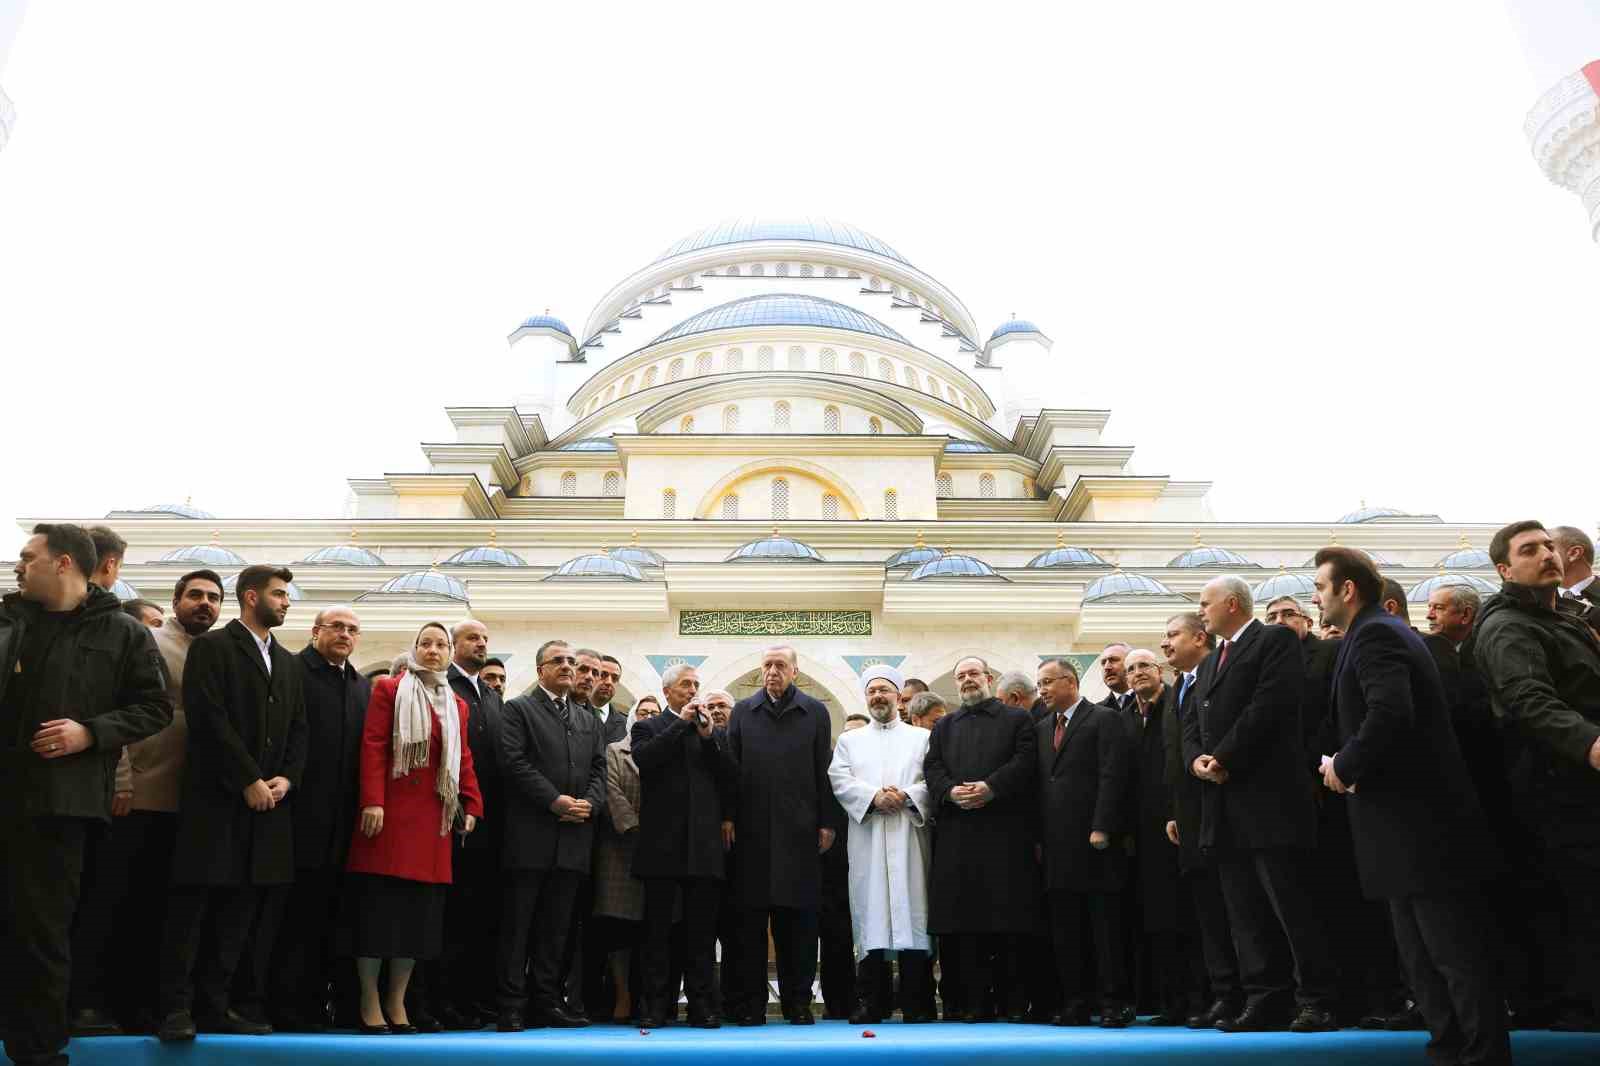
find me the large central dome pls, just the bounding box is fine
[650,293,910,347]
[653,216,910,267]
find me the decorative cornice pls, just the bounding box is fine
[420,442,518,489]
[662,562,886,609]
[1057,476,1170,521]
[445,407,540,456]
[631,374,927,435]
[1016,409,1115,458]
[936,452,1041,477]
[610,433,949,461]
[496,497,627,519]
[381,473,498,519]
[1035,444,1135,489]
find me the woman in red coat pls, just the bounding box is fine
[345,622,482,1033]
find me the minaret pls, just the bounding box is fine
[0,1,30,154]
[1505,0,1600,241]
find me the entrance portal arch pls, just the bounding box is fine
[701,646,861,737]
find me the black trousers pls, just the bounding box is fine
[3,815,89,1066]
[1216,849,1336,1012]
[939,933,1024,1017]
[1390,892,1510,1066]
[741,906,817,1013]
[559,875,592,1011]
[715,884,745,1017]
[160,884,261,1018]
[68,809,177,1019]
[262,867,349,1021]
[1049,888,1129,1006]
[858,949,931,1016]
[1548,846,1600,1019]
[1186,866,1242,1004]
[643,878,719,1019]
[232,883,292,1014]
[818,895,856,1017]
[440,845,501,1013]
[497,868,580,1013]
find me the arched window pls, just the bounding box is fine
[721,494,739,520]
[723,405,739,432]
[787,346,806,371]
[662,489,677,519]
[823,405,841,433]
[773,401,791,430]
[725,348,743,372]
[936,473,954,497]
[868,416,883,435]
[775,262,789,277]
[883,489,899,520]
[602,471,620,497]
[962,396,974,413]
[849,351,867,375]
[823,265,838,278]
[725,265,740,276]
[902,366,919,390]
[603,385,615,403]
[979,473,996,499]
[749,263,764,276]
[876,358,894,382]
[561,471,577,496]
[925,375,940,396]
[799,263,813,277]
[679,415,695,433]
[946,385,959,404]
[621,375,635,396]
[667,358,684,382]
[771,478,790,520]
[695,351,713,375]
[642,366,659,388]
[588,397,598,413]
[819,348,837,372]
[757,345,774,371]
[822,494,839,521]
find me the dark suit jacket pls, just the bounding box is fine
[1163,670,1208,871]
[1129,687,1182,929]
[1181,619,1315,851]
[598,704,628,746]
[1034,698,1129,893]
[1330,606,1493,898]
[629,710,735,881]
[172,620,307,886]
[1099,690,1135,715]
[449,664,504,852]
[292,646,368,870]
[499,687,606,873]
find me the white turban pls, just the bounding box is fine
[860,663,906,697]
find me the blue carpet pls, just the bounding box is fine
[51,1022,1600,1066]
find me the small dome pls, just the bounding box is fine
[221,572,304,601]
[109,579,139,600]
[1437,547,1492,569]
[886,544,943,569]
[1300,549,1396,568]
[298,545,384,566]
[1253,572,1317,601]
[943,439,996,453]
[1408,573,1498,603]
[608,544,667,568]
[117,502,215,520]
[160,544,246,566]
[443,545,528,567]
[989,319,1043,341]
[556,437,618,452]
[361,570,468,602]
[726,534,825,563]
[650,293,909,347]
[517,313,573,337]
[654,216,910,267]
[1084,572,1179,603]
[1028,545,1108,569]
[1169,545,1257,569]
[908,553,1003,581]
[546,554,644,581]
[1336,505,1440,524]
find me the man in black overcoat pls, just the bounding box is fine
[1313,547,1509,1065]
[1182,576,1336,1032]
[495,638,605,1031]
[723,645,836,1024]
[159,565,307,1041]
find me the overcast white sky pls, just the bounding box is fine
[1,1,1595,539]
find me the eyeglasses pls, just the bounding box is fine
[314,622,361,635]
[542,655,577,667]
[1127,663,1160,673]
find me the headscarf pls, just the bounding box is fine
[859,663,906,697]
[623,695,662,740]
[390,639,463,836]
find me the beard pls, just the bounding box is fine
[178,609,215,636]
[868,698,896,723]
[251,600,284,630]
[959,684,990,707]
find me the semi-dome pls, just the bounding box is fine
[298,545,384,566]
[1437,547,1492,569]
[654,217,910,267]
[1028,545,1108,569]
[443,545,528,567]
[159,544,246,566]
[908,553,1003,581]
[556,437,618,451]
[608,544,667,568]
[361,570,468,601]
[1169,545,1257,568]
[1253,571,1317,601]
[726,533,825,563]
[517,313,573,337]
[1408,573,1499,603]
[886,543,943,569]
[109,579,139,600]
[1084,572,1180,603]
[989,319,1043,341]
[222,572,304,602]
[546,554,644,581]
[944,439,996,453]
[115,502,215,520]
[650,293,909,347]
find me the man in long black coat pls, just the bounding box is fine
[630,677,735,1028]
[925,656,1039,1022]
[496,639,605,1031]
[723,645,835,1024]
[159,566,307,1041]
[1183,576,1336,1032]
[1313,547,1509,1065]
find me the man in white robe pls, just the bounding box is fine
[828,665,934,1024]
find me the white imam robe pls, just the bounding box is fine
[828,717,933,961]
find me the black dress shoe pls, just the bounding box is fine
[542,1006,591,1028]
[357,1020,392,1035]
[1005,1009,1031,1024]
[408,1010,443,1033]
[1217,1002,1289,1032]
[1382,1005,1425,1031]
[200,1008,274,1035]
[789,1008,815,1025]
[435,1004,473,1030]
[638,1015,667,1029]
[901,1011,935,1024]
[497,1010,525,1033]
[390,1022,419,1035]
[1100,1003,1136,1029]
[157,1010,197,1042]
[849,1006,883,1025]
[1051,1003,1092,1027]
[1188,999,1240,1029]
[69,1007,124,1037]
[1147,1011,1184,1027]
[1356,1012,1387,1030]
[737,1012,767,1027]
[1290,1006,1339,1033]
[688,1015,721,1029]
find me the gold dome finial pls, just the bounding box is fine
[209,529,220,545]
[914,530,926,548]
[630,530,640,546]
[1055,530,1065,548]
[488,528,498,545]
[943,545,954,555]
[348,528,359,544]
[1193,529,1203,546]
[771,527,780,538]
[1458,532,1469,549]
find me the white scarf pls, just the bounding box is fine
[391,652,462,836]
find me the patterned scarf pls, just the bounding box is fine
[391,653,462,836]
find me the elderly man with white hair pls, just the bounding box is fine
[828,665,934,1024]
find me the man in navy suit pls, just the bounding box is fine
[1182,576,1337,1033]
[1313,548,1508,1065]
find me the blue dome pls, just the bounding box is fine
[1300,549,1396,568]
[556,437,618,452]
[655,217,910,267]
[109,579,139,600]
[1336,505,1441,524]
[1408,573,1499,603]
[726,535,825,563]
[609,544,667,567]
[989,319,1043,341]
[1438,547,1492,569]
[160,544,246,566]
[944,439,996,453]
[443,546,528,567]
[1169,545,1257,568]
[222,572,304,602]
[885,544,943,569]
[546,554,644,581]
[1253,572,1317,601]
[1083,572,1179,603]
[119,502,215,519]
[908,553,1003,581]
[517,314,573,337]
[298,545,384,566]
[1028,546,1108,569]
[363,570,468,601]
[650,294,909,347]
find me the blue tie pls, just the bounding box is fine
[1178,673,1193,710]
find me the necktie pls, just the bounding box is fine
[1217,641,1229,670]
[555,697,570,728]
[1053,711,1067,752]
[1179,673,1193,708]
